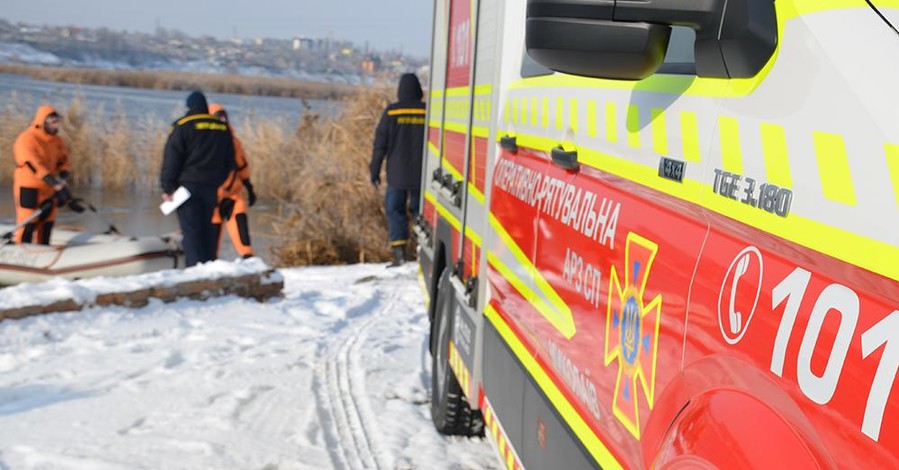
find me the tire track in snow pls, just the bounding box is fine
[312,279,401,470]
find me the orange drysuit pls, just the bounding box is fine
[12,105,70,244]
[209,103,254,258]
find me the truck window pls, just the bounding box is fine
[658,26,696,75]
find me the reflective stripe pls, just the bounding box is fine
[651,108,668,156]
[387,108,426,116]
[626,104,640,149]
[488,213,575,339]
[484,305,623,470]
[176,114,216,126]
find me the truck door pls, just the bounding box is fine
[489,26,716,467]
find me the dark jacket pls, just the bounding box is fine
[160,101,236,194]
[370,73,426,190]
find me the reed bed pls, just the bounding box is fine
[0,86,400,266]
[0,64,362,100]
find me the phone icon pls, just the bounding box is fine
[729,253,750,335]
[718,246,763,345]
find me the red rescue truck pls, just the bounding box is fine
[416,0,899,468]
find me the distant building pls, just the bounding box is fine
[292,37,317,51]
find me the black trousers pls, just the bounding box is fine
[176,182,219,267]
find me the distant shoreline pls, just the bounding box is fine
[0,63,364,100]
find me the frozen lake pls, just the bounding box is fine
[0,72,335,129]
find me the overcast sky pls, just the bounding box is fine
[2,0,434,57]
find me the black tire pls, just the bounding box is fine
[430,269,485,437]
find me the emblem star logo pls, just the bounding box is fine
[604,232,662,439]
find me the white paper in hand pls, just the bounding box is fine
[159,186,191,215]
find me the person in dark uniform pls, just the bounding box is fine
[160,91,235,267]
[370,73,426,267]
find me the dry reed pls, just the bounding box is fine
[265,87,400,266]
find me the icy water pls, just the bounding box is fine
[0,73,333,128]
[0,184,285,263]
[0,74,326,262]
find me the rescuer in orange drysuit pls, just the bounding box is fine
[12,105,83,244]
[209,103,256,259]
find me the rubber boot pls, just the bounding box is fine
[388,244,407,268]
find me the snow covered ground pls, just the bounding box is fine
[0,263,501,470]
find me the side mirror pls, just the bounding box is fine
[526,17,671,81]
[526,0,777,80]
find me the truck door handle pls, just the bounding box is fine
[551,146,579,171]
[500,135,518,152]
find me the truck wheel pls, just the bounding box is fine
[430,269,485,437]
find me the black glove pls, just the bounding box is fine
[54,185,73,205]
[371,175,381,188]
[243,179,257,207]
[39,198,55,213]
[68,198,86,213]
[219,198,236,221]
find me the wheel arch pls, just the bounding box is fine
[649,356,836,470]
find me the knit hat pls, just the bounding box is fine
[186,91,209,114]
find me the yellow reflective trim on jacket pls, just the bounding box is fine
[484,304,623,470]
[195,122,228,131]
[176,113,216,126]
[387,108,426,116]
[488,213,576,339]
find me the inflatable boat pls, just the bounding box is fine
[0,224,182,285]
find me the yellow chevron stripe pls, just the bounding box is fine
[487,214,575,339]
[651,108,668,156]
[813,131,857,206]
[424,190,483,247]
[485,305,623,470]
[627,105,641,149]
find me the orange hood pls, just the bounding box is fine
[31,105,59,130]
[209,103,225,117]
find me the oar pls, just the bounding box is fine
[76,199,120,235]
[0,200,52,244]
